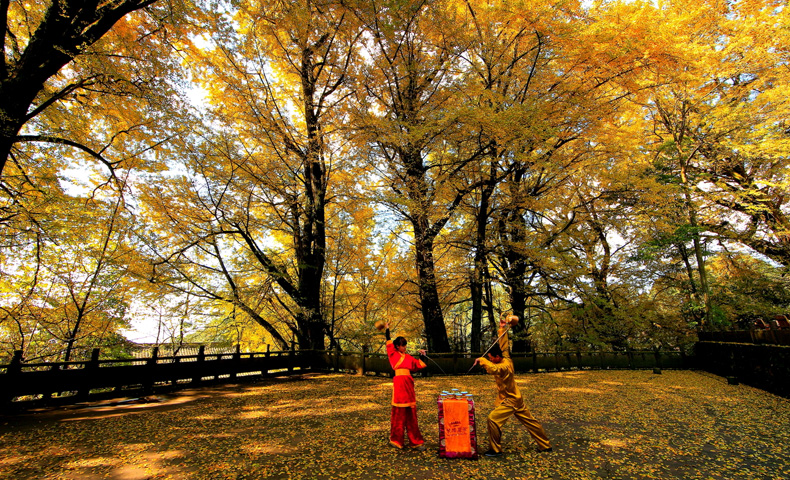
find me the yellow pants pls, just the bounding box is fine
[487,398,551,453]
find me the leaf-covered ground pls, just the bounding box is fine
[1,370,789,479]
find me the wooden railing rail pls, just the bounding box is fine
[697,330,790,346]
[311,349,688,376]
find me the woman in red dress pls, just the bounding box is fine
[384,322,427,450]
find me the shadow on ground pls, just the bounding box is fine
[1,370,789,479]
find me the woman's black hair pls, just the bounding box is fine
[488,344,503,358]
[393,336,407,347]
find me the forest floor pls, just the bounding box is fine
[1,370,789,480]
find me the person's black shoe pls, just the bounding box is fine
[484,450,502,457]
[538,447,553,453]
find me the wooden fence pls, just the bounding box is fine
[0,345,313,412]
[321,349,687,376]
[695,341,790,398]
[698,330,790,346]
[1,347,688,412]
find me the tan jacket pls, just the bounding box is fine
[478,327,523,407]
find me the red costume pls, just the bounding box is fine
[386,336,427,449]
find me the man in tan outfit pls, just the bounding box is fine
[474,315,552,457]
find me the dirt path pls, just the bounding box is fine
[1,371,789,479]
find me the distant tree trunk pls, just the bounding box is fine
[484,267,497,335]
[676,242,706,326]
[470,269,483,353]
[508,275,532,353]
[470,171,497,353]
[688,211,711,328]
[656,99,711,328]
[63,315,83,363]
[499,209,532,353]
[677,243,699,295]
[679,164,711,328]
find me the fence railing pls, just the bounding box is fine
[695,341,790,398]
[318,349,687,376]
[698,330,790,346]
[1,347,688,411]
[0,345,315,411]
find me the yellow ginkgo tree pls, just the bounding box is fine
[141,0,363,350]
[640,0,790,327]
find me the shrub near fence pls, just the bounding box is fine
[1,347,688,412]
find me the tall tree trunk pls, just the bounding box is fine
[506,269,532,353]
[395,142,451,352]
[470,268,483,353]
[413,223,450,352]
[290,29,329,351]
[676,242,706,326]
[677,243,699,295]
[658,99,711,328]
[483,265,497,336]
[470,189,494,353]
[680,162,711,328]
[498,195,533,353]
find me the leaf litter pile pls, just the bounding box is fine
[1,370,789,479]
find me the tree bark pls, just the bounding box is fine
[413,218,451,352]
[0,0,158,176]
[498,205,532,353]
[470,170,497,353]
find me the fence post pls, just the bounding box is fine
[359,345,367,376]
[262,344,270,377]
[289,341,295,374]
[554,351,560,371]
[89,348,101,368]
[7,350,23,375]
[191,345,205,385]
[78,348,101,401]
[653,349,663,374]
[3,350,23,409]
[598,350,604,369]
[231,344,241,380]
[531,351,537,372]
[146,346,159,394]
[170,346,180,386]
[148,346,159,365]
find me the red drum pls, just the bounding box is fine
[437,393,479,459]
